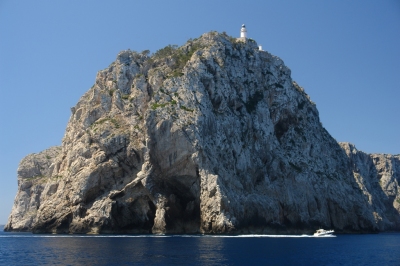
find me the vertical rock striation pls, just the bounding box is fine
[339,143,400,230]
[5,32,400,233]
[5,147,62,231]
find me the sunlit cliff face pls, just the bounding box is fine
[5,32,400,234]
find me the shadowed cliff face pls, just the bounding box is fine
[339,143,400,230]
[5,32,400,234]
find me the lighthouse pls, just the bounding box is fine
[240,24,247,39]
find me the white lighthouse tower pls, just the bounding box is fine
[240,24,247,39]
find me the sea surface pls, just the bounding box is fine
[0,226,399,265]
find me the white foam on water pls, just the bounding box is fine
[0,234,336,238]
[205,234,335,238]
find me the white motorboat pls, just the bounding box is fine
[313,229,334,236]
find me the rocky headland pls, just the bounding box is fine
[5,32,400,234]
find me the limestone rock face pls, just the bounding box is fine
[5,32,400,233]
[5,147,61,231]
[339,143,400,230]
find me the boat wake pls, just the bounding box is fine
[0,234,336,238]
[205,234,336,238]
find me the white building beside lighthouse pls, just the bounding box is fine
[238,24,263,51]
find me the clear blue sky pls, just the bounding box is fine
[0,0,399,224]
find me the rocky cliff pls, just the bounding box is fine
[5,32,400,234]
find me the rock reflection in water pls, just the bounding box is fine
[195,237,227,264]
[1,233,400,265]
[16,236,229,265]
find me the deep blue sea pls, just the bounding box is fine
[1,226,399,265]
